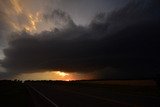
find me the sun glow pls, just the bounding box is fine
[13,70,94,81]
[55,71,69,77]
[14,71,73,81]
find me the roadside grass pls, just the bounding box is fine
[0,81,31,107]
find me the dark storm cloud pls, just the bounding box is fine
[1,0,160,79]
[43,9,76,29]
[48,0,130,25]
[106,0,160,34]
[0,11,11,60]
[0,12,10,46]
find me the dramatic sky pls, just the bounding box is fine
[0,0,160,80]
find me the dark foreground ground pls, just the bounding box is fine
[0,80,160,107]
[0,80,32,107]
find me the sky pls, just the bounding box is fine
[0,0,160,80]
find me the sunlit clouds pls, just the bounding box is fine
[25,12,42,32]
[0,0,71,34]
[8,0,43,33]
[10,0,22,14]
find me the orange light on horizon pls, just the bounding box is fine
[13,70,95,81]
[14,71,74,81]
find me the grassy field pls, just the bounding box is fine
[50,80,160,97]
